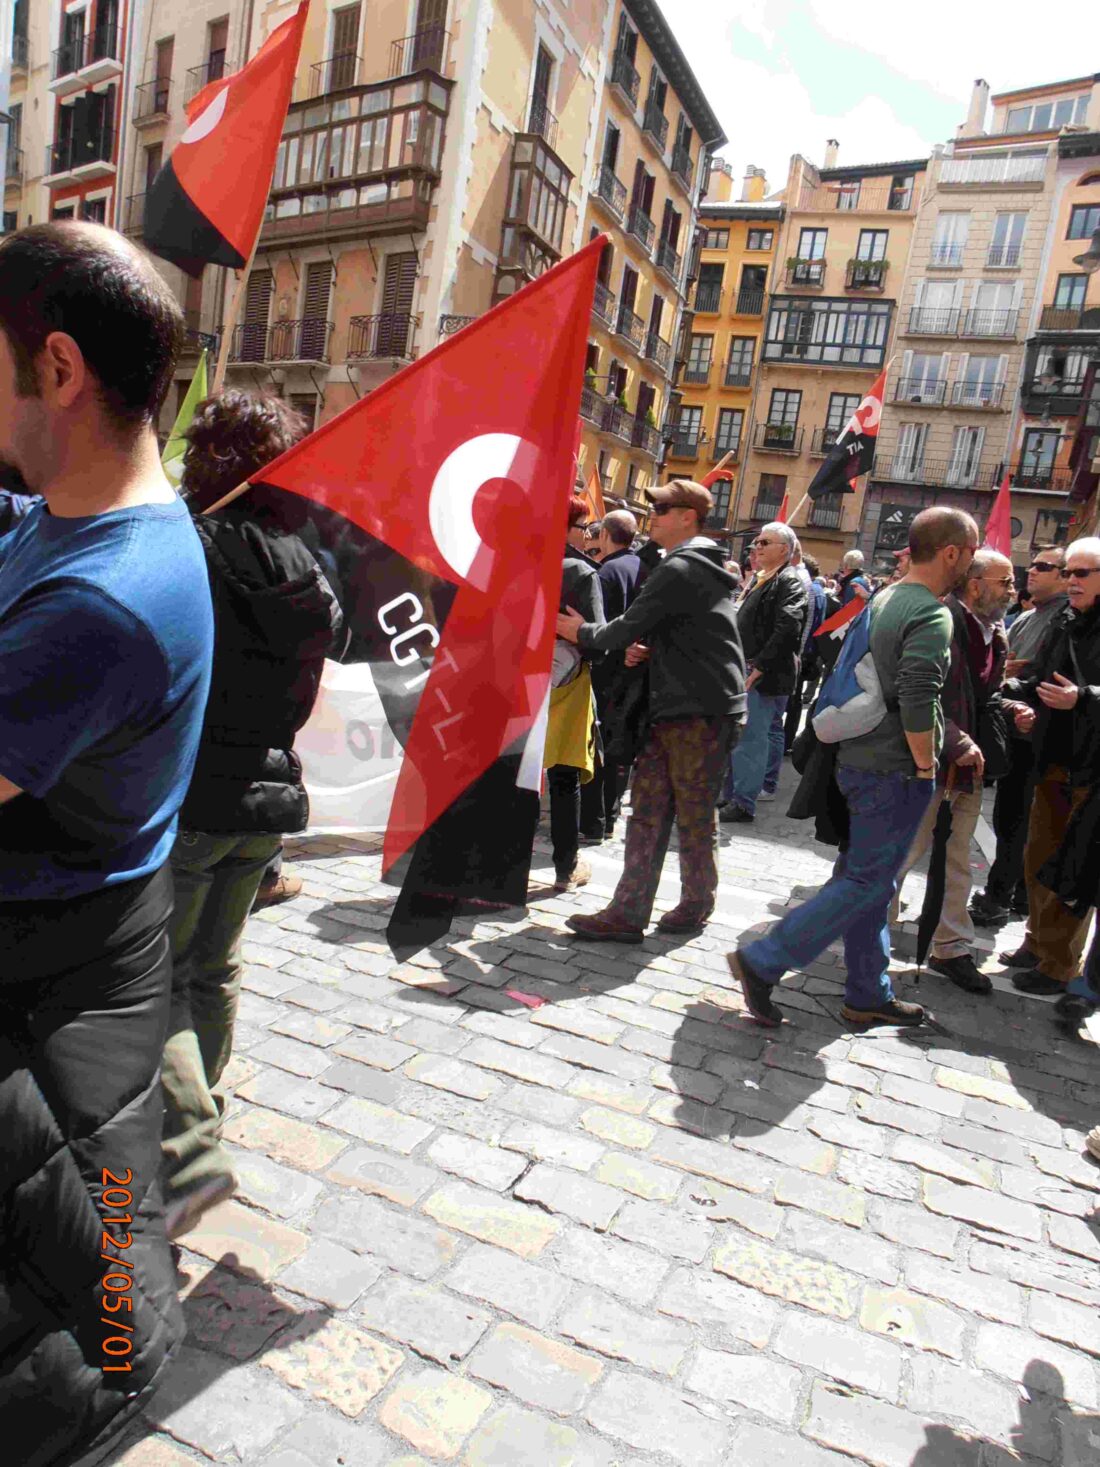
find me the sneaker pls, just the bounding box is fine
[1085,1125,1100,1163]
[968,891,1009,928]
[998,945,1038,969]
[253,871,302,909]
[758,789,777,803]
[1011,970,1065,997]
[164,1173,236,1242]
[554,858,591,893]
[719,804,754,824]
[929,954,993,995]
[566,911,645,943]
[726,950,783,1028]
[841,997,925,1027]
[657,905,712,935]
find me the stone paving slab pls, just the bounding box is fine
[77,776,1100,1467]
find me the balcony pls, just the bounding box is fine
[180,324,218,358]
[592,279,616,328]
[45,128,116,184]
[667,431,701,460]
[796,178,916,213]
[939,154,1046,187]
[810,426,843,456]
[682,361,711,386]
[928,243,964,268]
[986,242,1022,268]
[627,204,655,253]
[600,402,632,444]
[580,385,603,425]
[1012,464,1074,492]
[527,96,559,150]
[5,147,23,185]
[12,33,29,72]
[52,26,122,95]
[231,317,335,366]
[961,308,1018,339]
[642,101,668,154]
[261,72,452,247]
[670,144,693,193]
[592,164,627,224]
[1039,304,1099,331]
[693,281,723,313]
[893,376,948,405]
[752,496,784,521]
[609,48,640,107]
[951,380,1005,409]
[907,307,961,335]
[786,259,825,288]
[876,456,998,489]
[390,25,449,78]
[846,259,887,291]
[655,238,682,286]
[496,130,572,296]
[348,312,417,360]
[645,329,671,372]
[724,361,752,388]
[439,314,477,336]
[754,422,804,454]
[121,192,145,237]
[808,498,845,530]
[631,419,660,457]
[185,59,227,103]
[309,52,362,96]
[133,77,171,126]
[615,302,645,353]
[734,288,765,316]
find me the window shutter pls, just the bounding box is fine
[299,261,334,359]
[900,348,913,384]
[241,268,273,359]
[379,251,418,354]
[995,353,1008,383]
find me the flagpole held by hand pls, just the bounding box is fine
[202,476,254,515]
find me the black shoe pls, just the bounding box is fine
[968,891,1009,927]
[727,950,783,1028]
[1010,893,1029,916]
[841,997,925,1027]
[929,954,993,995]
[998,945,1038,969]
[657,905,712,935]
[719,804,754,824]
[566,912,645,943]
[578,831,604,846]
[1011,970,1065,997]
[1054,994,1096,1027]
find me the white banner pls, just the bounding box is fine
[297,659,402,832]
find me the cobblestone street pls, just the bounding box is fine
[84,768,1100,1467]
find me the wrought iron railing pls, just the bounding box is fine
[631,419,660,456]
[951,380,1005,408]
[724,362,752,387]
[5,146,23,183]
[754,422,804,453]
[655,238,682,283]
[734,288,765,315]
[45,126,116,176]
[439,314,477,335]
[527,96,558,149]
[671,143,692,190]
[231,317,334,363]
[594,164,627,222]
[961,308,1018,338]
[347,312,416,359]
[609,48,640,106]
[810,426,843,455]
[310,52,361,95]
[592,279,615,327]
[693,281,722,312]
[893,376,947,404]
[53,24,120,80]
[846,260,887,290]
[809,498,845,529]
[986,242,1022,268]
[133,77,171,122]
[683,362,711,385]
[786,260,825,287]
[667,431,701,458]
[615,302,645,352]
[908,307,961,334]
[928,242,964,268]
[627,205,655,253]
[390,26,448,77]
[642,101,668,152]
[12,33,29,70]
[185,58,226,103]
[645,330,671,372]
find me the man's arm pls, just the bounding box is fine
[750,571,808,672]
[559,565,673,653]
[896,602,952,775]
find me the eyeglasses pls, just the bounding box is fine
[977,576,1016,587]
[752,538,777,548]
[1029,560,1061,573]
[1060,567,1100,580]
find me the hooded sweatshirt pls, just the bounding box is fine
[576,536,746,722]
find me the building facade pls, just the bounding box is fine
[5,0,55,233]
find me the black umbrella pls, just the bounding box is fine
[915,771,957,981]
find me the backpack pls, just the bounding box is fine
[811,599,886,744]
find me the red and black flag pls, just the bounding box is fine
[807,365,888,499]
[143,2,308,276]
[222,238,604,954]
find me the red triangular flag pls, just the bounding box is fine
[807,365,887,499]
[583,463,606,521]
[700,451,736,490]
[814,597,866,639]
[983,471,1013,556]
[144,3,308,275]
[240,237,604,947]
[775,491,791,524]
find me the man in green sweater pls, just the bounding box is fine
[729,506,979,1027]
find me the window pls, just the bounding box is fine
[701,226,729,249]
[903,352,947,400]
[798,228,827,260]
[1019,428,1060,486]
[857,230,888,262]
[826,393,860,433]
[2,211,17,234]
[768,388,801,427]
[956,354,1003,406]
[673,404,702,451]
[695,262,723,311]
[685,333,713,382]
[763,298,892,367]
[969,280,1016,335]
[726,336,754,384]
[747,228,773,251]
[289,393,318,431]
[1033,344,1088,393]
[988,212,1025,267]
[1005,95,1088,134]
[82,197,107,224]
[1068,204,1100,240]
[51,204,76,221]
[754,473,786,517]
[1054,273,1088,309]
[709,476,732,525]
[891,423,927,480]
[206,17,228,81]
[947,425,985,487]
[834,180,861,211]
[329,6,360,90]
[889,174,915,210]
[715,408,743,457]
[931,211,969,266]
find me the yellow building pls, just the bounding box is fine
[662,160,781,533]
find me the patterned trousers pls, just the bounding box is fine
[607,715,740,928]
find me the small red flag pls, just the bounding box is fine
[583,463,606,521]
[983,471,1013,556]
[144,2,309,275]
[814,597,865,639]
[775,490,791,524]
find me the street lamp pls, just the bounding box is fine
[1072,227,1100,274]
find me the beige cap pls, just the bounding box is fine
[645,479,713,520]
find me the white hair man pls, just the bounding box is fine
[837,547,870,607]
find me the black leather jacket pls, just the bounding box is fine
[737,566,808,697]
[1004,601,1100,787]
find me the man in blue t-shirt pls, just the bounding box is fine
[0,223,213,1458]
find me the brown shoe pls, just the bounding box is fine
[554,858,591,893]
[253,871,303,909]
[566,911,645,943]
[657,905,712,935]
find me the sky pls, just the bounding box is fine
[663,0,1098,193]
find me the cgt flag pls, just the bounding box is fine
[807,365,888,499]
[144,2,308,276]
[231,237,604,954]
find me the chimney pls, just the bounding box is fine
[705,158,734,203]
[823,139,839,169]
[741,165,767,202]
[962,79,989,137]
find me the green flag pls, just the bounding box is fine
[162,349,209,488]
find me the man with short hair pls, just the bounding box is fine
[970,545,1067,926]
[0,225,212,1456]
[729,506,979,1028]
[837,547,871,606]
[892,548,1014,994]
[556,480,746,939]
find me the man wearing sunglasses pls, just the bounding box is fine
[999,537,1100,1002]
[970,545,1066,927]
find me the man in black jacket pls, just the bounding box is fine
[556,480,746,940]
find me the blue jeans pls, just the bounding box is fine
[762,699,785,795]
[1067,926,1100,1007]
[727,689,788,813]
[741,766,935,1009]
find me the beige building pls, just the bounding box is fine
[5,0,57,231]
[862,73,1100,571]
[735,146,927,569]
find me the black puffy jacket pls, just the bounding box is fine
[736,566,808,696]
[1004,600,1100,789]
[179,510,344,833]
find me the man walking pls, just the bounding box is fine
[729,507,978,1027]
[892,548,1013,994]
[556,480,745,939]
[970,545,1066,925]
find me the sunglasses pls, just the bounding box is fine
[1029,560,1061,573]
[1061,568,1100,580]
[752,538,777,548]
[976,576,1016,586]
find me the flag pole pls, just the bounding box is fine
[202,475,254,515]
[212,231,261,395]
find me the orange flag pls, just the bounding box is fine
[583,463,606,521]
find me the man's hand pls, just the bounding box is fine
[556,607,585,644]
[1009,703,1037,734]
[624,642,649,667]
[745,667,763,691]
[1003,656,1029,679]
[955,744,985,781]
[1037,672,1079,710]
